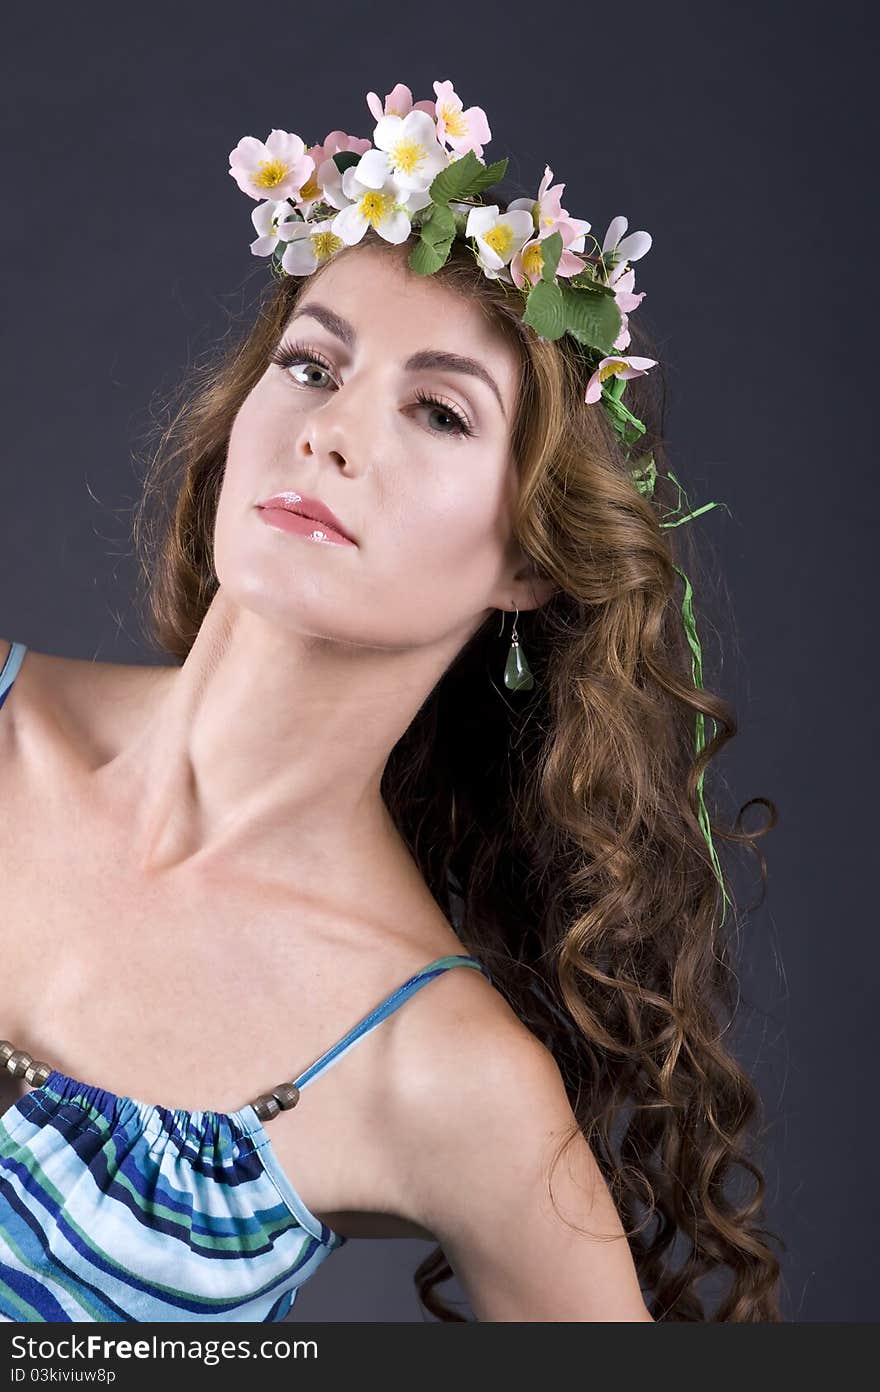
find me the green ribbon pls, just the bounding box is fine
[599,373,647,452]
[599,377,733,926]
[668,560,734,926]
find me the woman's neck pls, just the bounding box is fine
[92,587,467,881]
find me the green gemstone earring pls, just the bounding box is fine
[502,606,535,691]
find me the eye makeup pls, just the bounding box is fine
[268,339,477,439]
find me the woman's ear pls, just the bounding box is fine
[510,557,558,613]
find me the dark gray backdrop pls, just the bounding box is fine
[1,0,874,1322]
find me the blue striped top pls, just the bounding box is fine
[0,640,492,1322]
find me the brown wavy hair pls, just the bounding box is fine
[131,211,784,1321]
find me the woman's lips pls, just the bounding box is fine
[257,507,357,547]
[256,489,355,541]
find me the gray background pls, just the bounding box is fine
[1,1,875,1321]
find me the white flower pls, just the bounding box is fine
[280,218,346,276]
[249,200,301,258]
[330,164,432,246]
[465,204,535,279]
[601,215,652,272]
[355,110,449,193]
[317,156,355,211]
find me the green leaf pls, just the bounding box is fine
[331,151,361,175]
[465,156,508,196]
[418,203,456,247]
[429,152,509,206]
[561,284,622,356]
[630,452,657,499]
[568,267,601,289]
[522,279,566,340]
[428,151,482,205]
[409,235,452,276]
[539,231,563,282]
[407,202,457,275]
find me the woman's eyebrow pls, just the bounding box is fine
[289,302,507,419]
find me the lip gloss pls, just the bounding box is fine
[257,508,356,547]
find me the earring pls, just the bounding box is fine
[502,606,535,691]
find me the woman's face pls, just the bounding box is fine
[214,243,535,653]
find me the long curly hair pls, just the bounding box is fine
[130,213,784,1322]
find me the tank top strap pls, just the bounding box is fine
[0,640,27,711]
[291,954,492,1092]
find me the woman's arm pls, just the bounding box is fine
[391,1010,654,1322]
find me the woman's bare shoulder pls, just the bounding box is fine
[0,637,173,757]
[406,965,545,1078]
[386,961,541,1114]
[379,985,654,1321]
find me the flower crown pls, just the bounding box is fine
[227,79,732,925]
[228,79,658,457]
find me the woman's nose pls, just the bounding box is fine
[295,380,369,475]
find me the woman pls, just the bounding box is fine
[0,99,782,1324]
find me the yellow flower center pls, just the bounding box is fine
[483,223,515,258]
[598,360,625,383]
[522,242,544,278]
[360,190,395,227]
[299,172,320,202]
[254,158,289,190]
[389,137,425,176]
[312,229,344,262]
[439,104,467,138]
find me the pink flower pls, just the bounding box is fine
[228,129,314,202]
[606,260,645,314]
[431,80,491,158]
[591,219,652,350]
[605,262,647,352]
[535,166,587,236]
[584,355,657,405]
[508,166,592,288]
[366,83,435,122]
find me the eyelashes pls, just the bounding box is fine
[268,338,475,439]
[410,387,473,439]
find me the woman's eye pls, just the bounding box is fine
[268,342,474,438]
[412,389,473,438]
[292,362,332,387]
[270,344,335,388]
